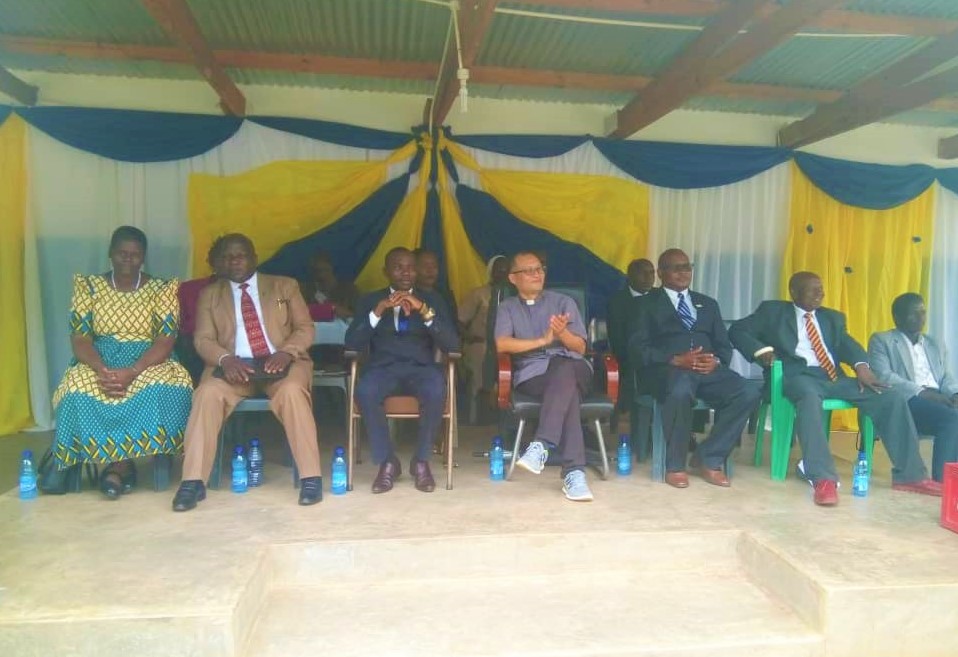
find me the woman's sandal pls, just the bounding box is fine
[100,461,135,500]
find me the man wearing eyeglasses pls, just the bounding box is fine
[345,247,460,494]
[630,248,761,489]
[495,251,595,501]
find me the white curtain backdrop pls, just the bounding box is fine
[27,122,412,427]
[929,185,958,379]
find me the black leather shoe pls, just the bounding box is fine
[371,457,401,494]
[172,480,206,512]
[410,459,436,493]
[298,476,323,506]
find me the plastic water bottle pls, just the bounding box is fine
[852,450,869,498]
[19,450,38,500]
[331,446,348,495]
[247,438,263,487]
[490,436,505,481]
[617,435,632,476]
[231,446,248,493]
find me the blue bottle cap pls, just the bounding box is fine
[619,435,629,444]
[22,449,32,459]
[233,445,244,455]
[492,437,502,447]
[250,438,260,447]
[334,446,345,457]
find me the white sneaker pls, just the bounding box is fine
[516,440,548,475]
[562,470,594,502]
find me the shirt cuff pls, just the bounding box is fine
[753,346,773,358]
[424,319,434,328]
[853,361,868,369]
[368,311,381,328]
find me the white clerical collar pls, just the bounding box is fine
[629,286,647,297]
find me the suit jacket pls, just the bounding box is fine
[607,286,646,366]
[345,289,460,369]
[729,300,866,378]
[194,273,315,369]
[628,287,733,371]
[868,329,958,399]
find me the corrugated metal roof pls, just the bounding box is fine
[847,0,958,19]
[0,0,170,44]
[0,51,198,81]
[470,82,627,106]
[229,68,433,96]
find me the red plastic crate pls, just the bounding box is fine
[942,463,958,534]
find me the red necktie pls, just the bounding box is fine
[804,312,837,381]
[239,283,271,358]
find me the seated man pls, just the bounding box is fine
[176,238,226,386]
[298,251,359,321]
[730,272,939,506]
[345,247,459,494]
[414,248,458,321]
[172,233,322,511]
[629,249,760,489]
[495,251,595,502]
[869,292,958,482]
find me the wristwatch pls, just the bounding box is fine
[420,304,436,322]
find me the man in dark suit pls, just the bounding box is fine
[345,247,460,494]
[730,272,938,506]
[629,249,761,488]
[869,292,958,482]
[607,259,655,439]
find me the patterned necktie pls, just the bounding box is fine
[239,283,271,358]
[676,292,695,331]
[804,312,837,381]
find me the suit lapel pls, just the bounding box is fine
[217,279,237,351]
[258,274,275,342]
[926,336,944,382]
[894,332,916,380]
[782,303,799,351]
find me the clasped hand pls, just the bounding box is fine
[540,313,571,346]
[221,352,292,384]
[672,346,718,375]
[96,366,137,398]
[374,290,424,317]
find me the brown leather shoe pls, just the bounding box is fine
[694,465,731,487]
[665,471,689,488]
[371,457,401,494]
[814,480,839,506]
[410,460,436,493]
[892,478,943,497]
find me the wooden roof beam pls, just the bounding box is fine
[512,0,958,37]
[0,64,38,105]
[431,0,500,126]
[140,0,245,115]
[779,26,958,148]
[611,0,844,137]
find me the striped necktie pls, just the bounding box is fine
[676,293,695,331]
[239,283,271,358]
[804,312,837,381]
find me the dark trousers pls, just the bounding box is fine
[174,334,204,387]
[783,368,926,484]
[656,366,761,472]
[516,357,593,475]
[908,395,958,482]
[355,362,446,465]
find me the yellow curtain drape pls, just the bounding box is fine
[437,159,487,304]
[0,114,33,435]
[443,137,651,276]
[353,143,431,292]
[784,163,935,428]
[188,141,417,274]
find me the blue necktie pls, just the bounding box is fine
[676,293,695,331]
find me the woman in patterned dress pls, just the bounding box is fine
[51,226,192,499]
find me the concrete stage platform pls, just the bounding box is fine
[0,426,955,657]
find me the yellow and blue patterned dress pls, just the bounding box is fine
[52,275,193,469]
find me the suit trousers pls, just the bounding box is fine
[516,357,593,475]
[783,368,927,484]
[657,366,761,472]
[907,395,958,482]
[181,359,321,481]
[355,362,446,465]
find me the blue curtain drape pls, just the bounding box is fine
[937,168,958,196]
[456,184,623,320]
[794,152,937,210]
[452,131,591,158]
[251,115,411,151]
[0,106,11,125]
[259,174,411,282]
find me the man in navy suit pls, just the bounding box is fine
[869,292,958,482]
[730,273,938,506]
[629,249,761,489]
[345,247,460,494]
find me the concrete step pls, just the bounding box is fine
[245,567,823,657]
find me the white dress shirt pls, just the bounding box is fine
[629,286,647,298]
[793,305,834,368]
[905,333,939,389]
[368,288,433,329]
[231,274,276,358]
[663,286,697,322]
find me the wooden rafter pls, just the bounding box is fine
[512,0,958,37]
[140,0,245,115]
[779,27,958,148]
[431,0,500,126]
[0,64,37,105]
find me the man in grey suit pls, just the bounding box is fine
[868,292,958,482]
[730,272,939,506]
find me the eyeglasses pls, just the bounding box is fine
[661,263,694,273]
[511,266,547,277]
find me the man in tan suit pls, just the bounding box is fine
[172,234,322,511]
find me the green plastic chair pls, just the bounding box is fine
[754,360,875,481]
